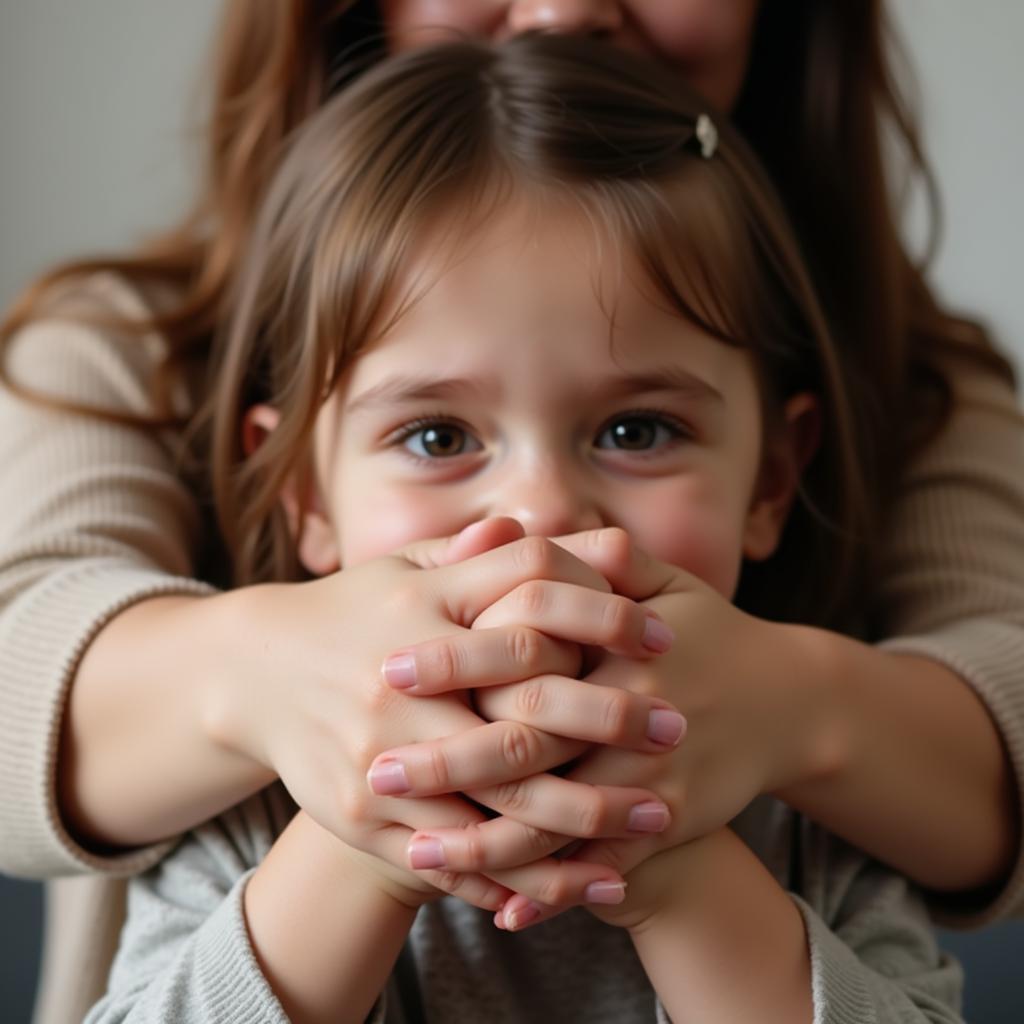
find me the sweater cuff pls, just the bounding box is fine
[202,872,387,1024]
[791,895,877,1023]
[878,620,1024,927]
[0,559,215,878]
[178,870,291,1023]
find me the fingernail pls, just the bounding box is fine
[408,836,446,870]
[367,758,410,795]
[506,901,541,931]
[382,654,417,689]
[584,881,627,905]
[642,615,674,653]
[647,709,686,746]
[628,801,670,833]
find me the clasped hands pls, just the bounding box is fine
[320,516,809,929]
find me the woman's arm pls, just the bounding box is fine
[778,632,1017,893]
[0,275,230,876]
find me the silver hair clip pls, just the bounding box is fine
[695,114,718,159]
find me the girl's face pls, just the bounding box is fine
[289,204,809,600]
[379,1,761,112]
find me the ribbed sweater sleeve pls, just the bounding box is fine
[0,274,215,877]
[875,350,1024,925]
[83,787,387,1024]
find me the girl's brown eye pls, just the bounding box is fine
[608,418,655,450]
[404,422,479,458]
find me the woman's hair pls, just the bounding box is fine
[194,34,868,629]
[0,1,1014,633]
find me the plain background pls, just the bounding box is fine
[1,2,1023,1021]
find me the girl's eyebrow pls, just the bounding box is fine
[344,374,490,415]
[344,365,725,415]
[600,366,725,407]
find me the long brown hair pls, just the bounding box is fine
[195,34,868,629]
[0,1,1013,632]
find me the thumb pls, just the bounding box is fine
[397,517,526,570]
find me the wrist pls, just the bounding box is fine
[767,623,851,799]
[198,582,286,770]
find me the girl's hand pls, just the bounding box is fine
[205,518,672,909]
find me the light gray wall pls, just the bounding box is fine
[0,0,218,306]
[0,4,1023,1023]
[893,0,1024,370]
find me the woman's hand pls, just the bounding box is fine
[203,519,677,909]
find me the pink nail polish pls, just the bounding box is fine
[506,901,541,931]
[367,759,410,795]
[647,709,686,746]
[642,615,674,653]
[382,653,417,689]
[628,801,669,833]
[584,881,626,905]
[408,836,446,870]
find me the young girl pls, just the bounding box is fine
[2,4,1021,1023]
[85,36,962,1023]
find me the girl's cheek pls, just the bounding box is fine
[338,490,469,567]
[631,505,744,600]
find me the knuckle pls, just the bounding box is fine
[509,627,543,674]
[459,829,487,870]
[599,688,633,744]
[515,678,547,720]
[515,535,556,577]
[426,639,462,687]
[491,779,531,815]
[600,595,636,644]
[425,743,454,791]
[433,870,465,894]
[501,723,541,772]
[518,823,557,859]
[534,871,572,907]
[575,793,609,837]
[516,579,548,617]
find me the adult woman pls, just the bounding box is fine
[1,2,1021,1022]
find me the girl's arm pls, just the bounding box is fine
[511,826,962,1023]
[243,812,425,1024]
[625,829,964,1023]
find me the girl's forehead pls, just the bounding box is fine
[340,201,754,408]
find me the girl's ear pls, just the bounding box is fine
[242,405,341,576]
[742,392,821,562]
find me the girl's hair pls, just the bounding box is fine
[0,1,1014,632]
[197,33,867,630]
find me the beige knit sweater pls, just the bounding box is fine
[2,274,1024,1023]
